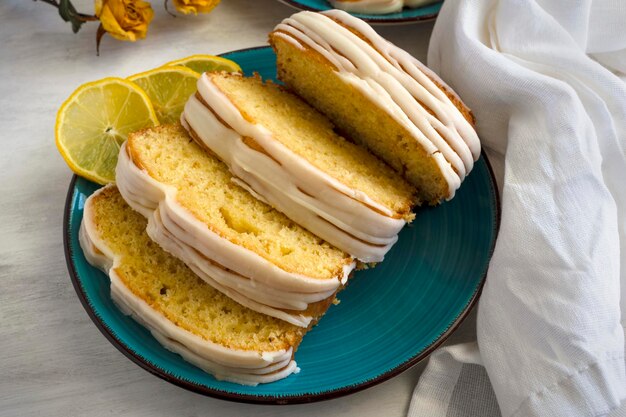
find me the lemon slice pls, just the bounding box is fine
[56,77,159,185]
[128,66,200,124]
[164,54,242,75]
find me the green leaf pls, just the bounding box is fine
[58,0,85,33]
[71,19,84,33]
[57,0,71,21]
[67,3,84,33]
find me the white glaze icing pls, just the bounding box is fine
[194,78,400,219]
[328,0,437,14]
[116,142,354,327]
[181,84,405,262]
[274,10,481,199]
[79,186,298,385]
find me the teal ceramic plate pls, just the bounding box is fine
[64,46,499,404]
[278,0,442,24]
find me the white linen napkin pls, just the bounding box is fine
[408,1,626,416]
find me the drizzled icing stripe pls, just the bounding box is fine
[79,186,299,385]
[115,142,354,327]
[181,74,406,262]
[278,12,471,172]
[274,10,481,199]
[195,78,399,218]
[324,9,479,155]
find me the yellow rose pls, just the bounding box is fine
[95,0,154,42]
[172,0,220,15]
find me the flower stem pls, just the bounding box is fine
[164,0,177,17]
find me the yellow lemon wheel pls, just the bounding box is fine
[128,66,200,124]
[55,77,159,185]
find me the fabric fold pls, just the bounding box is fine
[409,0,626,415]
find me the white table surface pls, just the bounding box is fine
[0,1,479,415]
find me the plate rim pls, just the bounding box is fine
[63,46,501,405]
[276,0,441,24]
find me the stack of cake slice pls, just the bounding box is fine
[81,185,314,385]
[116,124,354,328]
[80,9,480,385]
[181,72,417,263]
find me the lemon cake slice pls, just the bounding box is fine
[181,72,417,263]
[115,124,354,327]
[270,10,481,204]
[79,185,318,385]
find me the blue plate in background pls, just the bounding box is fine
[64,46,499,404]
[278,0,442,24]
